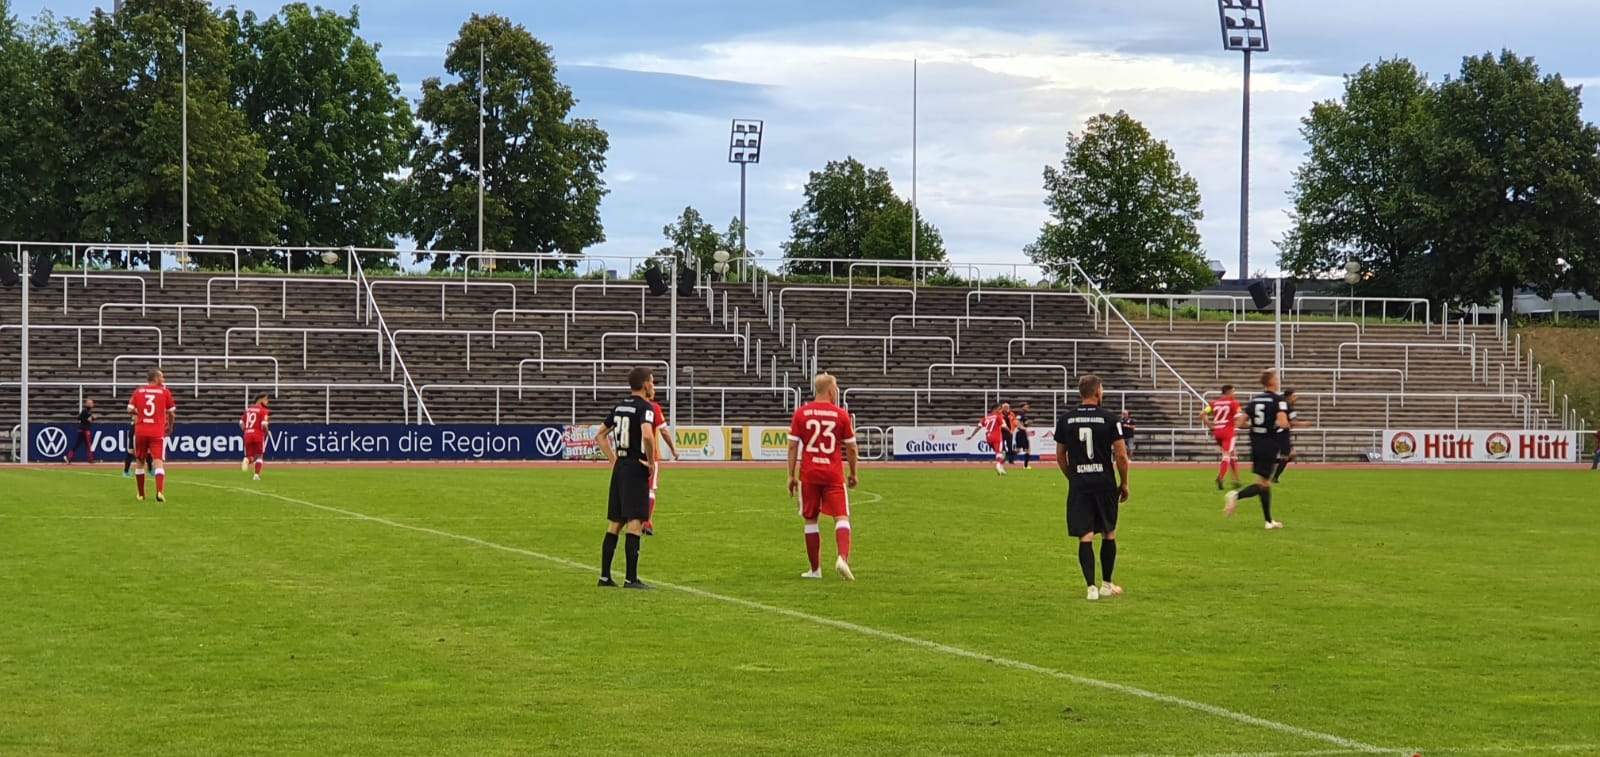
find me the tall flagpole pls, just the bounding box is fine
[911,59,918,293]
[477,42,486,256]
[181,28,189,250]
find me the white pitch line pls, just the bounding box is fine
[1111,746,1600,757]
[1104,750,1367,757]
[123,475,1385,755]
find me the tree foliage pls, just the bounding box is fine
[655,206,730,274]
[1026,111,1211,293]
[404,14,609,271]
[782,157,945,277]
[0,3,75,242]
[67,0,283,265]
[227,3,411,268]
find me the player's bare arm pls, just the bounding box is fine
[661,426,678,460]
[640,422,656,467]
[1113,438,1131,503]
[786,438,801,497]
[598,422,618,465]
[1234,412,1249,430]
[845,440,859,488]
[1275,410,1290,430]
[1055,441,1071,477]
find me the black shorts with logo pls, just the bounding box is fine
[607,459,652,523]
[1066,484,1119,537]
[1250,436,1282,479]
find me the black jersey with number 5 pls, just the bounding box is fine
[1055,405,1123,490]
[1246,392,1288,438]
[603,397,656,462]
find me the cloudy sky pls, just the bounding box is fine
[14,0,1600,278]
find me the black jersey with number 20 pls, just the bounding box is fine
[1055,405,1123,490]
[604,397,656,462]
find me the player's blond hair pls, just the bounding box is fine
[813,373,838,400]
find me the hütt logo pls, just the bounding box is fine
[535,427,565,458]
[35,426,70,459]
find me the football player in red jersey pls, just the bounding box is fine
[1202,385,1243,490]
[240,394,272,481]
[787,373,859,580]
[966,402,1008,476]
[641,383,678,536]
[126,369,176,502]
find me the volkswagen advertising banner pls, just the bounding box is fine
[1381,429,1578,464]
[28,423,568,462]
[673,427,732,461]
[742,426,792,461]
[891,426,1057,461]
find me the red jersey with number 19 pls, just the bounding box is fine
[789,401,856,485]
[127,385,176,438]
[241,405,270,437]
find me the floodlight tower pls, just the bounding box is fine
[1216,0,1268,281]
[728,119,763,281]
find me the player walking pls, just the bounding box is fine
[126,369,176,502]
[641,384,679,537]
[1271,389,1312,483]
[787,373,859,581]
[1013,401,1033,469]
[597,366,658,590]
[1203,385,1243,490]
[1056,375,1131,601]
[1224,370,1290,529]
[240,394,271,481]
[967,402,1008,475]
[65,400,96,463]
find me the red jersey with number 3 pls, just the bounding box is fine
[790,401,856,485]
[127,385,176,438]
[1208,397,1240,435]
[241,405,270,437]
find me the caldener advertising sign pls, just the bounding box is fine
[1381,429,1577,463]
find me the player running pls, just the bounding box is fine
[1224,369,1290,529]
[787,373,859,581]
[967,402,1008,475]
[240,394,271,481]
[1202,385,1243,490]
[126,369,176,502]
[641,383,679,536]
[1056,374,1131,601]
[1271,389,1312,483]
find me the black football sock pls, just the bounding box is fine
[1236,484,1261,500]
[1100,539,1117,583]
[600,532,619,579]
[1077,541,1096,587]
[1261,489,1274,523]
[624,534,641,583]
[123,453,134,474]
[1273,459,1288,481]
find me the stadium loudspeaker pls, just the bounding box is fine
[676,268,697,297]
[0,257,17,287]
[1247,281,1271,311]
[644,265,669,296]
[1281,280,1297,310]
[29,257,52,289]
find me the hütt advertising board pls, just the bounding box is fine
[1381,429,1577,463]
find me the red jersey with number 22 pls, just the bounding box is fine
[790,401,856,485]
[127,385,176,438]
[241,405,270,438]
[1208,397,1240,436]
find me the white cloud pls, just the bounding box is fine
[582,26,1343,278]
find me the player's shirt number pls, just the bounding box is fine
[804,419,838,454]
[615,416,632,449]
[1078,427,1095,459]
[141,394,158,421]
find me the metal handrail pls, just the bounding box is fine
[223,326,384,370]
[571,283,649,321]
[1334,341,1476,381]
[598,331,746,368]
[204,275,361,318]
[964,289,1095,330]
[0,324,164,368]
[925,362,1071,390]
[96,302,261,346]
[390,328,546,373]
[490,308,639,350]
[888,314,1026,353]
[777,285,914,335]
[812,334,956,377]
[2,379,406,425]
[111,354,281,397]
[368,278,520,321]
[1065,259,1208,404]
[417,382,800,426]
[515,358,670,399]
[53,272,149,312]
[355,263,432,424]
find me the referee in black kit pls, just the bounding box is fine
[598,366,659,590]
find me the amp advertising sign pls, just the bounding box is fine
[742,426,793,461]
[891,426,1056,461]
[1381,429,1578,464]
[673,427,732,461]
[28,423,567,462]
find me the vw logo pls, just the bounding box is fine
[535,427,565,459]
[36,427,70,459]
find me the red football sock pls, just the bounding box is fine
[155,472,165,494]
[254,461,263,475]
[136,474,146,497]
[804,525,821,571]
[835,523,852,562]
[1228,458,1240,479]
[1217,460,1229,479]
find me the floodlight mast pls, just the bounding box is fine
[1216,0,1269,281]
[728,119,763,282]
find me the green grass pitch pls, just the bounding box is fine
[1,463,1596,756]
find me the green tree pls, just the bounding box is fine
[1026,111,1210,293]
[227,3,412,269]
[1418,50,1600,320]
[655,206,725,274]
[67,0,283,266]
[0,4,75,242]
[404,14,609,271]
[782,156,946,277]
[1279,59,1437,298]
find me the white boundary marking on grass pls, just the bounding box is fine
[115,475,1385,755]
[1110,746,1600,757]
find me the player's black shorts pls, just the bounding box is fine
[607,459,652,523]
[1066,486,1119,537]
[1250,438,1281,479]
[1014,430,1030,450]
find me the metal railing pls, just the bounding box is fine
[812,334,956,376]
[52,272,149,313]
[925,362,1071,391]
[0,324,164,368]
[368,278,520,321]
[95,302,261,345]
[111,354,280,397]
[390,328,545,373]
[204,276,361,319]
[841,386,1196,426]
[1147,339,1276,379]
[1334,341,1476,382]
[598,331,746,368]
[416,382,799,426]
[490,308,639,350]
[223,326,385,370]
[964,289,1096,330]
[1067,260,1208,406]
[2,379,407,425]
[515,358,670,399]
[355,263,430,424]
[888,314,1026,353]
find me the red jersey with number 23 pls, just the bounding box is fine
[128,385,176,438]
[790,401,856,485]
[241,405,270,438]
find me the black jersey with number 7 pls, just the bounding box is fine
[1055,405,1122,489]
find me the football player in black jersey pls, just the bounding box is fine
[1225,369,1289,529]
[1055,375,1131,601]
[598,366,659,589]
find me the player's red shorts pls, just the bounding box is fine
[1213,431,1237,455]
[987,434,1004,457]
[244,434,266,459]
[133,435,167,462]
[799,480,849,519]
